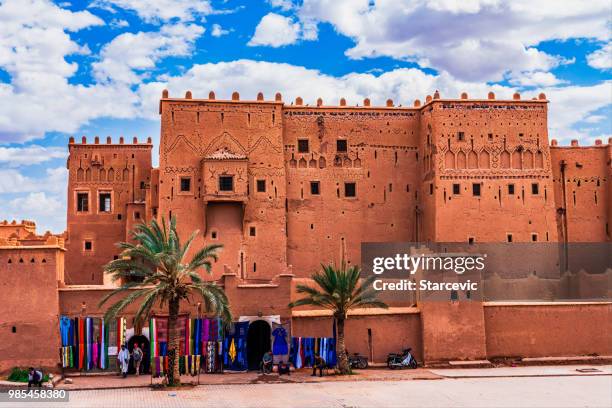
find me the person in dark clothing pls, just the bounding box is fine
[278,361,291,376]
[260,351,273,374]
[311,353,325,377]
[28,368,43,388]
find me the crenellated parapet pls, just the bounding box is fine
[158,89,549,110]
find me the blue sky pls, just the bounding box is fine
[0,0,610,233]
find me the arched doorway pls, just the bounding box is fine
[127,335,150,374]
[247,320,271,371]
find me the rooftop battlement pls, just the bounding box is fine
[0,220,65,248]
[550,138,611,148]
[68,136,153,147]
[159,90,548,111]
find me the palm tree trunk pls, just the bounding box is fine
[167,297,181,386]
[336,318,350,374]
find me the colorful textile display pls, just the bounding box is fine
[223,322,248,371]
[178,355,201,376]
[117,317,127,348]
[290,337,337,369]
[271,322,290,363]
[58,316,112,371]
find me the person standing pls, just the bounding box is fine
[132,343,143,376]
[117,345,130,378]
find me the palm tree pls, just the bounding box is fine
[289,262,388,374]
[99,216,232,386]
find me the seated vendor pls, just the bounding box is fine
[260,351,273,373]
[278,361,291,376]
[311,353,326,377]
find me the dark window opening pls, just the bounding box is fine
[472,183,481,197]
[140,181,146,189]
[458,131,465,141]
[336,139,347,152]
[12,326,16,333]
[507,234,513,243]
[84,241,92,251]
[531,183,539,195]
[180,177,191,192]
[344,182,356,197]
[297,139,309,153]
[134,211,140,219]
[77,192,89,212]
[219,176,234,191]
[450,290,458,300]
[508,184,515,195]
[256,179,266,192]
[99,192,111,212]
[532,234,538,242]
[211,231,217,239]
[113,256,119,260]
[488,133,493,140]
[429,184,434,195]
[452,183,460,195]
[253,262,257,272]
[249,226,256,237]
[468,237,475,245]
[117,214,122,220]
[310,181,320,195]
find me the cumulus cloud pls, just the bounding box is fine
[587,42,612,70]
[0,145,67,167]
[248,13,303,47]
[90,0,213,23]
[509,71,567,87]
[211,23,230,37]
[93,23,205,84]
[0,192,66,233]
[293,0,610,81]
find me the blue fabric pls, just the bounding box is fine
[224,322,248,371]
[60,316,72,346]
[272,327,288,355]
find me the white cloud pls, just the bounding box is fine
[211,23,230,37]
[0,145,67,167]
[0,192,65,233]
[293,0,611,81]
[110,18,129,29]
[509,71,567,87]
[248,13,302,47]
[91,0,213,23]
[93,23,205,84]
[268,0,295,11]
[0,166,67,194]
[583,114,606,124]
[587,42,612,70]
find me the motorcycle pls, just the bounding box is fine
[387,347,418,369]
[349,353,368,369]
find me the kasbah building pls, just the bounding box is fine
[0,88,610,374]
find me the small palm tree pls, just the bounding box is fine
[99,216,231,386]
[289,262,388,374]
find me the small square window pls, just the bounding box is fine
[531,183,539,195]
[84,241,92,251]
[180,177,191,192]
[140,181,146,189]
[472,183,481,197]
[249,226,256,237]
[99,192,111,212]
[336,139,347,152]
[458,131,465,141]
[468,237,475,245]
[344,182,356,198]
[77,192,89,212]
[507,234,513,243]
[519,133,524,138]
[531,233,538,242]
[297,139,309,153]
[211,231,218,239]
[134,211,140,219]
[452,184,460,195]
[256,179,266,192]
[310,181,320,195]
[488,133,493,140]
[508,184,515,195]
[219,176,233,192]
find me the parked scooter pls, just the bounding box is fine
[349,353,368,369]
[387,347,418,369]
